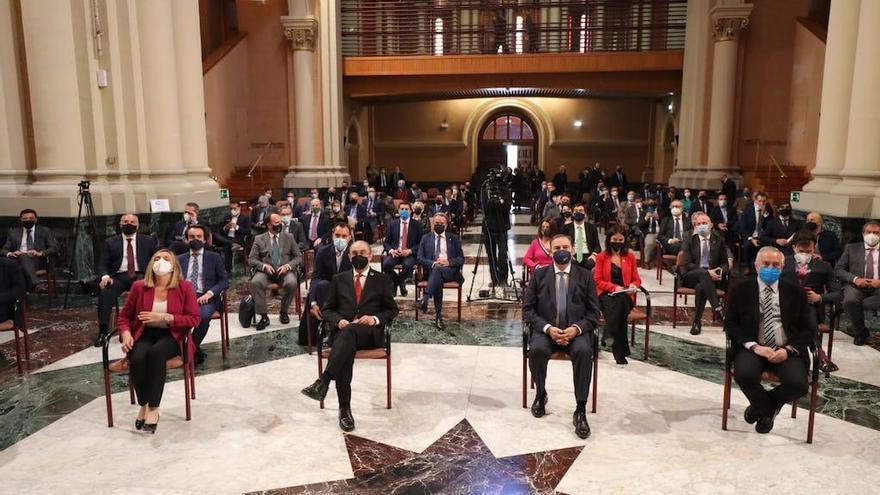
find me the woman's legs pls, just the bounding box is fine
[600,294,631,362]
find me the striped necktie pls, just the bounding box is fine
[760,286,778,349]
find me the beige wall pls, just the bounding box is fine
[204,38,249,185]
[734,0,809,169]
[785,20,825,172]
[371,97,654,182]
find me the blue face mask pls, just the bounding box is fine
[399,210,411,220]
[553,249,572,265]
[333,237,349,252]
[758,266,781,285]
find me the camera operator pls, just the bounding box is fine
[481,169,512,287]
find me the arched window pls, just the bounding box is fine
[481,114,535,141]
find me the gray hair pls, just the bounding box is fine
[755,246,785,268]
[258,195,270,204]
[432,212,449,223]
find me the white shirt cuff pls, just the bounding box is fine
[205,291,214,299]
[573,324,583,335]
[542,324,551,334]
[101,275,110,281]
[744,341,757,350]
[372,316,380,326]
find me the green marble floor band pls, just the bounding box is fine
[1,320,878,452]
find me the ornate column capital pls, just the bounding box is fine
[282,16,318,51]
[711,2,753,42]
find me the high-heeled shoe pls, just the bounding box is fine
[134,418,145,430]
[143,414,160,434]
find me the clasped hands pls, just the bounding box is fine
[547,325,579,346]
[6,250,42,258]
[853,277,880,289]
[263,264,291,276]
[388,248,412,258]
[338,316,378,328]
[753,344,788,363]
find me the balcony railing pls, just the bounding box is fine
[341,0,687,57]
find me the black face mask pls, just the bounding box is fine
[541,228,553,237]
[610,241,626,252]
[271,224,283,233]
[351,254,369,270]
[806,221,818,231]
[572,212,585,222]
[188,239,204,251]
[779,210,791,218]
[413,208,423,214]
[21,220,35,229]
[434,224,446,235]
[120,224,137,235]
[562,211,572,218]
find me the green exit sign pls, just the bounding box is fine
[790,191,800,203]
[220,188,229,199]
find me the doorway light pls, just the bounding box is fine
[573,119,583,128]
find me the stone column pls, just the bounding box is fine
[0,0,28,211]
[802,0,860,193]
[704,5,751,179]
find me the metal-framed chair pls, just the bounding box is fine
[655,240,678,285]
[521,320,599,413]
[316,319,393,410]
[210,291,230,359]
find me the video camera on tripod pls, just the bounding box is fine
[467,167,519,302]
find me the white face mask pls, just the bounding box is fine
[152,258,173,276]
[718,200,727,207]
[671,207,682,216]
[794,252,812,265]
[865,233,880,247]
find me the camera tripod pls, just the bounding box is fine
[63,181,101,309]
[465,224,520,303]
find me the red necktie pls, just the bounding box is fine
[354,273,363,304]
[400,221,408,250]
[126,238,135,278]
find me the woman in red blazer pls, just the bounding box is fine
[118,249,200,433]
[522,218,557,272]
[593,224,642,365]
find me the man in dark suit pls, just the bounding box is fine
[561,204,600,270]
[658,200,691,256]
[738,191,772,268]
[95,214,158,345]
[761,203,802,255]
[551,165,568,192]
[805,212,842,267]
[250,195,277,234]
[279,205,309,252]
[301,240,399,432]
[690,191,712,215]
[167,202,200,255]
[639,201,661,267]
[783,231,842,325]
[363,187,384,238]
[0,257,26,324]
[248,213,303,330]
[391,166,406,190]
[681,213,731,335]
[719,174,737,202]
[177,225,229,364]
[709,193,737,244]
[302,223,354,343]
[416,213,464,330]
[221,202,252,246]
[301,198,333,250]
[725,246,816,434]
[604,187,623,219]
[609,165,628,193]
[835,221,880,345]
[345,192,371,243]
[375,167,391,192]
[1,208,58,290]
[382,203,422,296]
[523,234,598,440]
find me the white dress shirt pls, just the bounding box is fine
[434,233,448,262]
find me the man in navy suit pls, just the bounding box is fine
[177,225,229,364]
[382,202,423,296]
[363,187,385,238]
[739,191,772,269]
[95,214,158,345]
[416,213,464,330]
[301,223,354,345]
[301,198,333,249]
[346,191,370,242]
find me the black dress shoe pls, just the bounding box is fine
[339,406,355,432]
[531,392,548,418]
[93,332,108,348]
[279,312,290,325]
[418,298,429,313]
[195,349,207,365]
[690,321,702,336]
[615,357,628,365]
[255,315,270,331]
[301,379,329,402]
[134,418,145,430]
[853,333,868,346]
[143,414,160,434]
[399,284,408,297]
[743,405,760,425]
[435,317,446,331]
[573,410,591,439]
[755,405,782,434]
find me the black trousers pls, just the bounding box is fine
[382,254,416,288]
[528,330,593,403]
[323,324,384,407]
[129,327,180,407]
[599,293,632,361]
[733,351,809,416]
[662,242,682,256]
[485,231,509,284]
[97,273,141,329]
[681,269,721,322]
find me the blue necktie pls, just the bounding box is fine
[189,253,200,293]
[556,272,568,327]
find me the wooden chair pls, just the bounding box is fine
[522,321,599,413]
[627,286,653,359]
[818,303,842,376]
[210,291,230,359]
[671,251,726,328]
[303,249,315,290]
[655,240,677,285]
[721,335,820,443]
[102,327,195,427]
[413,265,462,321]
[0,298,29,375]
[33,253,59,307]
[316,320,392,410]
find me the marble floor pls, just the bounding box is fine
[2,213,880,494]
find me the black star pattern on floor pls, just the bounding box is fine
[251,419,582,494]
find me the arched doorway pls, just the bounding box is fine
[346,122,359,180]
[476,112,537,176]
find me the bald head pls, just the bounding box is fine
[756,246,784,270]
[349,240,371,259]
